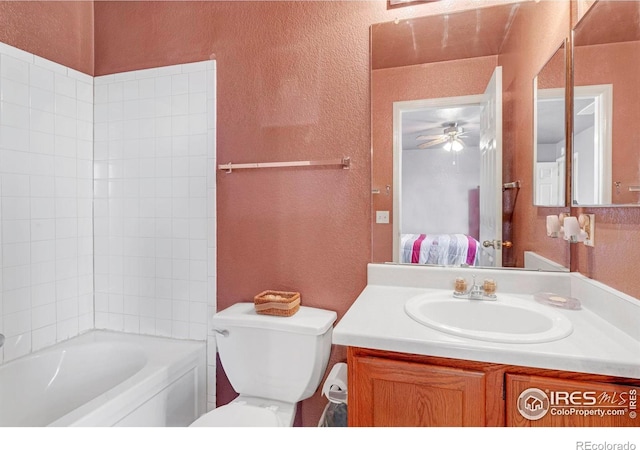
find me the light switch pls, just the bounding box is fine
[376,211,389,224]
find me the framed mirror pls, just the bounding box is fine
[572,0,640,206]
[371,1,571,271]
[533,41,567,207]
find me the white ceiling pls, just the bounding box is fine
[402,104,481,151]
[402,98,594,151]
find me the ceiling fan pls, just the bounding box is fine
[416,122,468,151]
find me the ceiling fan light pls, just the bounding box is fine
[443,141,453,152]
[451,139,464,152]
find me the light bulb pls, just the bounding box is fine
[451,139,464,152]
[563,216,580,243]
[443,141,452,152]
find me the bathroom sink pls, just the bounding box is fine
[404,292,573,344]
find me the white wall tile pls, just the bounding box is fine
[34,56,67,75]
[32,324,57,351]
[0,44,93,360]
[1,54,29,82]
[1,78,29,106]
[0,54,214,381]
[30,65,55,92]
[1,125,30,151]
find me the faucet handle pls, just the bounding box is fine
[482,279,497,299]
[454,277,467,294]
[483,279,497,295]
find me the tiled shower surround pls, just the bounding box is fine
[0,43,217,409]
[0,43,94,361]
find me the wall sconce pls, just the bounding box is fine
[547,213,595,246]
[578,213,595,247]
[563,216,580,243]
[546,215,560,238]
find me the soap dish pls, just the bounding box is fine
[534,292,581,310]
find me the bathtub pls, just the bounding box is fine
[0,330,206,427]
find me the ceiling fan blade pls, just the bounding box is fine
[416,134,445,141]
[417,137,448,148]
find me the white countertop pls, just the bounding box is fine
[333,264,640,379]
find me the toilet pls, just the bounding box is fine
[190,302,337,427]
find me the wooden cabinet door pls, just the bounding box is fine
[349,355,486,427]
[506,374,639,427]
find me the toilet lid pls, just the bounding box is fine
[190,403,282,427]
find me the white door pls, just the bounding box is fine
[535,162,560,206]
[478,66,503,267]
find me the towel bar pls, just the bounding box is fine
[219,157,350,173]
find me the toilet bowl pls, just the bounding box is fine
[190,302,336,427]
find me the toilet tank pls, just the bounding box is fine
[212,303,337,404]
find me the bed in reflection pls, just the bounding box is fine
[401,233,480,266]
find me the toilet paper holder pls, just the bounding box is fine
[322,362,348,404]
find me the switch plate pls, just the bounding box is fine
[376,211,389,224]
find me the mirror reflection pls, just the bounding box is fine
[572,0,640,206]
[394,97,486,267]
[371,1,570,271]
[533,42,566,207]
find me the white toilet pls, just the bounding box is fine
[190,302,337,427]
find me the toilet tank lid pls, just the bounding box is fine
[213,303,337,336]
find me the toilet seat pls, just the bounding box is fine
[190,403,285,427]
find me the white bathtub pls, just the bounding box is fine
[0,330,206,427]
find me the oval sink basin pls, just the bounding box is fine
[405,292,573,344]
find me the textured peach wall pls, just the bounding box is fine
[93,0,521,426]
[6,0,638,427]
[497,0,571,270]
[572,207,640,299]
[571,41,640,298]
[92,0,403,426]
[0,1,94,75]
[371,56,499,262]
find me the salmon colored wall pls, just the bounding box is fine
[0,0,517,428]
[0,1,94,75]
[4,0,639,427]
[571,40,640,298]
[95,0,502,426]
[497,0,571,270]
[371,56,499,263]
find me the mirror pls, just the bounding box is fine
[533,41,567,207]
[572,0,640,206]
[371,2,571,271]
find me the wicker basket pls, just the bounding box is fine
[254,290,301,317]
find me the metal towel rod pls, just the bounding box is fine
[219,157,350,173]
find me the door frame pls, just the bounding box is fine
[572,84,613,205]
[392,94,484,263]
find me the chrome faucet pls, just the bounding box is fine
[467,275,484,300]
[453,275,497,301]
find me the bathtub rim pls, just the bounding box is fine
[0,330,206,427]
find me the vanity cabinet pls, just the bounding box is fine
[347,347,640,427]
[506,375,638,427]
[349,353,486,426]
